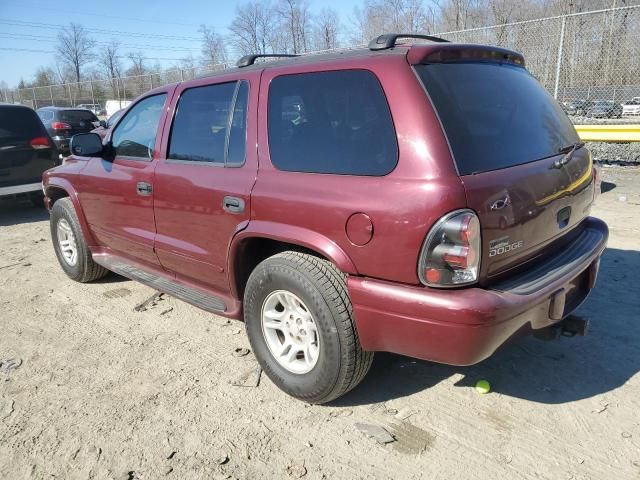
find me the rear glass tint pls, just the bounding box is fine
[268,70,398,176]
[416,63,580,175]
[0,107,45,146]
[59,110,98,123]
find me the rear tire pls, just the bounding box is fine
[50,198,108,283]
[243,251,373,404]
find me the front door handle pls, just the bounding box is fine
[136,182,153,196]
[223,196,245,214]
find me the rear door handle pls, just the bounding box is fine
[136,182,153,196]
[223,196,245,214]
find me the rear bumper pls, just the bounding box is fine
[348,217,608,366]
[0,182,43,196]
[52,136,71,154]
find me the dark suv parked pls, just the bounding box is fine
[43,35,608,403]
[37,107,100,155]
[0,104,58,206]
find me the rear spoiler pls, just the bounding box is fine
[407,44,525,67]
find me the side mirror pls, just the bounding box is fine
[70,133,104,157]
[99,120,107,128]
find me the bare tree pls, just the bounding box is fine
[127,52,147,77]
[33,67,57,87]
[351,0,435,45]
[126,52,148,96]
[277,0,312,53]
[98,41,122,97]
[55,23,96,83]
[230,1,281,55]
[99,41,122,80]
[435,0,486,31]
[199,25,229,66]
[313,7,340,50]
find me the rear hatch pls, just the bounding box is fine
[0,106,57,188]
[56,109,100,137]
[415,56,594,283]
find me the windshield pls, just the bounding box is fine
[416,62,580,175]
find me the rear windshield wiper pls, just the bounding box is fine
[553,142,585,169]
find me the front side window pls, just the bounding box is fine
[267,70,398,176]
[168,81,248,165]
[112,94,167,159]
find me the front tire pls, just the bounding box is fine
[50,198,108,283]
[243,251,373,404]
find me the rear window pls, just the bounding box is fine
[59,110,98,123]
[416,63,580,175]
[268,70,398,176]
[0,107,46,146]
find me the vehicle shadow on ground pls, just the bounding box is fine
[336,247,640,406]
[0,199,49,226]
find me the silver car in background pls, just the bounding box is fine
[622,97,640,116]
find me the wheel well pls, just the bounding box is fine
[46,186,69,204]
[233,238,328,300]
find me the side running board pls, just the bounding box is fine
[95,255,227,313]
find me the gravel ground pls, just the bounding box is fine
[1,167,640,480]
[588,142,640,164]
[567,116,640,164]
[569,115,640,125]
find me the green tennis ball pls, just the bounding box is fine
[475,379,491,394]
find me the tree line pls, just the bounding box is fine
[13,0,640,93]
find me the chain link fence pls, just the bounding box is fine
[438,5,640,120]
[2,5,639,122]
[0,64,230,115]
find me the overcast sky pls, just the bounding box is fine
[0,0,363,87]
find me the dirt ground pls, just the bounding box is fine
[1,167,639,480]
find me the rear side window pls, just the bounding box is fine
[0,107,46,147]
[59,110,98,123]
[168,80,248,165]
[38,110,54,123]
[268,70,398,175]
[416,63,580,175]
[112,94,167,159]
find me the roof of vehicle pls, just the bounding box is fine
[192,41,524,81]
[37,106,96,111]
[0,102,34,110]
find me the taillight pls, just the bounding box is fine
[418,209,481,287]
[51,121,71,130]
[30,136,51,149]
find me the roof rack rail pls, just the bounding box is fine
[236,54,300,68]
[368,33,449,51]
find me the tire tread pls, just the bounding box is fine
[266,251,373,403]
[51,198,108,283]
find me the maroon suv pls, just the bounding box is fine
[43,34,608,403]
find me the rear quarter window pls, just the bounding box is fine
[38,110,54,123]
[267,70,398,176]
[0,107,46,146]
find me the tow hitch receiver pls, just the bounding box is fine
[534,315,590,341]
[560,315,589,337]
